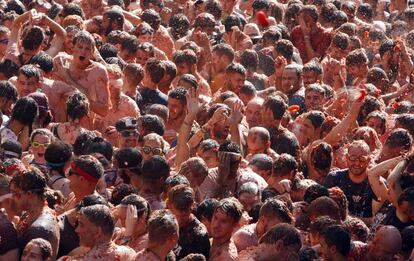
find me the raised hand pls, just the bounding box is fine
[186,87,200,117]
[208,107,229,128]
[274,56,287,78]
[230,99,244,125]
[124,205,138,237]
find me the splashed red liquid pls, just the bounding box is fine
[288,105,300,113]
[357,89,367,102]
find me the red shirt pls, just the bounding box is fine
[291,24,332,63]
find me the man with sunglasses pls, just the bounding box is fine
[0,26,10,60]
[115,117,139,149]
[324,140,379,222]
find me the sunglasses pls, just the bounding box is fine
[142,146,164,155]
[68,170,79,177]
[120,130,139,138]
[140,28,153,35]
[31,142,50,149]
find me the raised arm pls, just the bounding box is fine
[323,93,364,146]
[10,11,32,41]
[42,14,67,57]
[175,88,200,167]
[229,100,243,153]
[387,159,408,206]
[368,155,404,203]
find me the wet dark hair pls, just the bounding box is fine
[240,50,259,71]
[27,238,52,261]
[168,184,194,212]
[214,197,244,223]
[141,9,161,31]
[22,26,44,51]
[145,58,165,84]
[66,92,89,120]
[271,132,300,159]
[259,223,302,252]
[11,97,38,126]
[379,39,395,58]
[10,168,46,198]
[29,53,54,73]
[18,64,41,82]
[212,43,235,61]
[44,141,72,170]
[226,63,246,75]
[173,49,197,66]
[304,184,329,204]
[85,137,114,162]
[120,194,151,221]
[99,43,118,60]
[0,80,18,102]
[140,114,165,136]
[398,187,414,206]
[121,35,139,54]
[308,196,341,222]
[80,205,115,236]
[309,216,337,235]
[218,141,241,154]
[299,5,318,22]
[205,0,222,20]
[110,184,138,205]
[272,153,297,177]
[73,131,97,156]
[357,3,373,21]
[73,155,104,181]
[346,48,368,67]
[168,87,187,104]
[76,193,109,211]
[311,142,333,172]
[195,198,220,222]
[0,59,19,79]
[224,15,241,33]
[305,111,326,129]
[401,226,414,255]
[62,3,85,19]
[141,156,170,184]
[321,225,351,257]
[179,74,198,89]
[260,198,293,224]
[384,128,412,150]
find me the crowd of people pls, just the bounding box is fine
[0,0,414,260]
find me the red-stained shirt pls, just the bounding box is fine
[291,24,332,63]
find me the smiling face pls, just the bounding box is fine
[305,90,325,111]
[17,74,39,97]
[346,144,370,176]
[31,134,51,163]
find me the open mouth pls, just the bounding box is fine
[79,56,85,61]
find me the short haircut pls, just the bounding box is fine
[379,39,395,58]
[299,5,319,22]
[263,95,287,120]
[198,139,219,152]
[309,216,337,235]
[86,137,114,162]
[66,92,90,120]
[384,128,413,150]
[104,9,125,26]
[332,32,350,50]
[141,9,161,30]
[0,80,18,102]
[307,196,341,222]
[72,30,95,48]
[195,198,220,221]
[168,87,187,104]
[178,157,209,181]
[214,198,244,223]
[305,110,326,129]
[303,60,323,75]
[29,53,54,73]
[272,153,297,176]
[321,225,351,257]
[145,58,165,84]
[11,97,38,126]
[80,205,115,236]
[44,141,72,168]
[120,194,151,221]
[18,65,41,82]
[259,223,302,252]
[346,48,368,66]
[140,115,165,136]
[240,50,259,71]
[179,74,198,89]
[249,154,273,171]
[260,198,293,224]
[73,155,104,181]
[218,141,241,154]
[173,49,197,66]
[212,43,235,61]
[304,184,329,204]
[146,104,168,122]
[275,39,294,60]
[148,209,178,243]
[168,184,194,212]
[27,238,52,261]
[124,63,144,86]
[141,156,170,184]
[11,168,46,198]
[226,63,246,75]
[22,26,44,51]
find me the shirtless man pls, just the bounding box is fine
[135,209,179,261]
[209,198,243,261]
[62,205,136,261]
[54,31,110,129]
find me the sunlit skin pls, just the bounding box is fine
[305,90,325,111]
[30,134,51,164]
[136,49,152,66]
[238,192,260,212]
[167,98,185,121]
[211,209,237,242]
[346,145,370,178]
[142,138,164,161]
[246,99,263,128]
[17,74,39,97]
[281,69,301,95]
[366,117,385,136]
[75,214,100,248]
[227,72,246,94]
[21,242,49,261]
[303,71,320,87]
[196,148,219,169]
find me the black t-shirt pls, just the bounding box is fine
[324,169,377,218]
[174,215,210,260]
[57,214,79,258]
[0,211,18,255]
[381,206,414,232]
[139,87,168,111]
